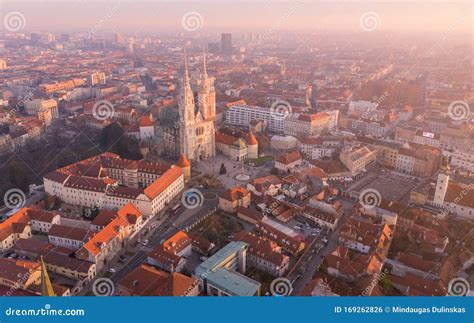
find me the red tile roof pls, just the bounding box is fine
[246,132,258,145]
[144,166,183,200]
[139,116,153,127]
[276,151,302,165]
[118,264,198,296]
[221,186,250,202]
[176,154,190,168]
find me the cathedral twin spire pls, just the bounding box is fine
[182,48,207,90]
[180,49,195,125]
[180,48,213,124]
[178,48,216,162]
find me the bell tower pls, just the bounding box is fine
[434,156,450,207]
[179,50,195,127]
[198,49,216,121]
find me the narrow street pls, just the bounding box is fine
[290,202,354,295]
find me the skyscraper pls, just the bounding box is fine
[310,81,318,111]
[221,33,233,54]
[115,33,125,45]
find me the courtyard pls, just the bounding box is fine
[195,154,272,189]
[348,170,425,203]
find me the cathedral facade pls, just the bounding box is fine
[177,51,216,162]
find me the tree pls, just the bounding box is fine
[269,167,279,175]
[379,275,391,291]
[219,163,227,175]
[83,205,99,219]
[100,122,124,151]
[100,122,142,160]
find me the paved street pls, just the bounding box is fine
[289,201,354,295]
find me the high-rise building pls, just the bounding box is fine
[30,33,41,44]
[115,33,125,45]
[178,51,216,161]
[221,33,233,54]
[127,39,134,54]
[60,33,70,42]
[45,33,55,43]
[310,82,318,111]
[225,104,286,132]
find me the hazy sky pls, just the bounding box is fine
[1,0,472,35]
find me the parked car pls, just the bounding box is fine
[200,256,208,261]
[142,239,149,246]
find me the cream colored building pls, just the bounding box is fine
[219,186,251,213]
[37,107,53,126]
[44,252,96,281]
[43,153,184,217]
[25,98,58,118]
[75,203,143,270]
[178,52,216,161]
[283,112,330,137]
[0,211,32,251]
[271,135,297,150]
[215,132,247,161]
[339,145,377,176]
